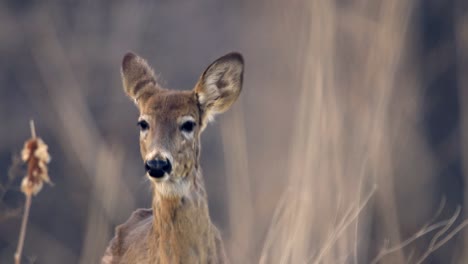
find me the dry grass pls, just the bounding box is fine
[224,0,466,263]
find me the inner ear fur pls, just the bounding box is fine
[195,52,244,122]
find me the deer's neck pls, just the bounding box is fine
[150,172,215,262]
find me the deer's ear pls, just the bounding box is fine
[195,52,244,123]
[121,52,157,104]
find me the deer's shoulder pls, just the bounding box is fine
[102,208,153,264]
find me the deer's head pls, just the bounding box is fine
[121,52,244,197]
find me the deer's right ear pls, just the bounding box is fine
[121,52,157,104]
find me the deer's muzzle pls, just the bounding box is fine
[145,159,172,178]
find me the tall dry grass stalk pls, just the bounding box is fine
[25,13,136,263]
[223,0,445,263]
[221,103,254,263]
[15,120,51,264]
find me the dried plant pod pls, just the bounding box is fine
[21,177,43,196]
[20,137,51,196]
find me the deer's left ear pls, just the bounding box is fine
[194,52,244,123]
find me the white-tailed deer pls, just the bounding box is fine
[101,52,244,264]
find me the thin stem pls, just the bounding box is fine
[15,120,37,264]
[415,219,468,264]
[311,185,377,264]
[30,120,36,138]
[14,193,32,264]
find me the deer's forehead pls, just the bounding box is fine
[141,91,199,119]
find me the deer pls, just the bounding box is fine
[101,51,244,264]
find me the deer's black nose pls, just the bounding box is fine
[145,159,172,178]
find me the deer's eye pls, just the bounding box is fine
[137,120,149,131]
[180,121,196,133]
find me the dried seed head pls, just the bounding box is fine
[21,177,43,196]
[20,137,51,196]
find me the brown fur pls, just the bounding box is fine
[102,52,244,264]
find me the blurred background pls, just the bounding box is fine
[1,0,468,263]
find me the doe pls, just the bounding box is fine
[101,51,244,264]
